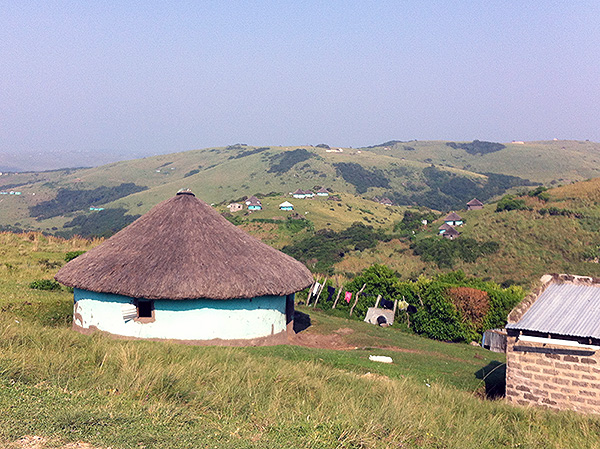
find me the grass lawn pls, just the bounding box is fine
[1,232,600,448]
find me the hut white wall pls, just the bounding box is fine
[73,289,288,341]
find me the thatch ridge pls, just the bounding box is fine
[55,192,313,300]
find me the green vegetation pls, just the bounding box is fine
[28,279,62,291]
[229,147,270,160]
[29,183,147,219]
[183,168,201,177]
[394,210,439,235]
[446,140,506,155]
[333,162,390,194]
[267,148,314,174]
[282,222,390,273]
[65,250,86,262]
[495,194,528,212]
[389,168,534,210]
[411,237,500,268]
[57,208,141,238]
[328,266,522,343]
[1,232,600,448]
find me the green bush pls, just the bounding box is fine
[29,279,62,291]
[282,222,390,273]
[334,267,525,343]
[394,210,438,235]
[65,251,86,262]
[495,195,528,212]
[410,237,499,268]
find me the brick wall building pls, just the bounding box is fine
[505,274,600,414]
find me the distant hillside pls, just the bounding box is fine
[336,179,600,288]
[1,140,599,238]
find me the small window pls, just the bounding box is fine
[136,300,155,322]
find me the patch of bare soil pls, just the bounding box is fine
[6,436,105,449]
[290,329,358,350]
[291,327,431,355]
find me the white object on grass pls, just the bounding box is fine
[369,355,393,364]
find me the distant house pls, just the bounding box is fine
[441,226,459,240]
[247,198,262,211]
[505,274,600,414]
[438,223,453,235]
[245,196,260,206]
[292,189,306,199]
[303,190,314,198]
[279,201,294,211]
[89,207,105,211]
[316,188,329,197]
[379,197,393,206]
[444,212,463,227]
[467,198,484,210]
[227,203,243,212]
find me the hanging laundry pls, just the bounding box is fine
[380,298,394,310]
[344,291,352,303]
[326,286,336,301]
[312,282,321,296]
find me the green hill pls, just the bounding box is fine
[336,179,600,287]
[3,140,600,237]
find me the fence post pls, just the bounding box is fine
[313,277,327,308]
[349,283,367,317]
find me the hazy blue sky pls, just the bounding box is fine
[1,1,599,166]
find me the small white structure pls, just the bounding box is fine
[444,212,463,227]
[279,201,294,211]
[292,189,306,199]
[227,203,243,212]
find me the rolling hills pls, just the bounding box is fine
[2,139,600,238]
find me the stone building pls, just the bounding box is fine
[505,274,600,414]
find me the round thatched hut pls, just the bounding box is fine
[55,190,313,345]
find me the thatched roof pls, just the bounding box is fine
[444,212,462,221]
[467,198,483,206]
[442,226,459,238]
[438,223,453,231]
[55,191,313,300]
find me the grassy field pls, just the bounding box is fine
[2,232,600,448]
[3,140,600,236]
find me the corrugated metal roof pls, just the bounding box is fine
[506,283,600,339]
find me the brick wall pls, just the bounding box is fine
[506,335,600,413]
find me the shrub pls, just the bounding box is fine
[410,237,499,268]
[65,251,86,262]
[495,195,527,212]
[29,279,62,291]
[446,287,490,327]
[394,210,438,235]
[183,169,200,178]
[282,222,390,273]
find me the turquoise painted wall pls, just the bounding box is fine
[73,289,288,341]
